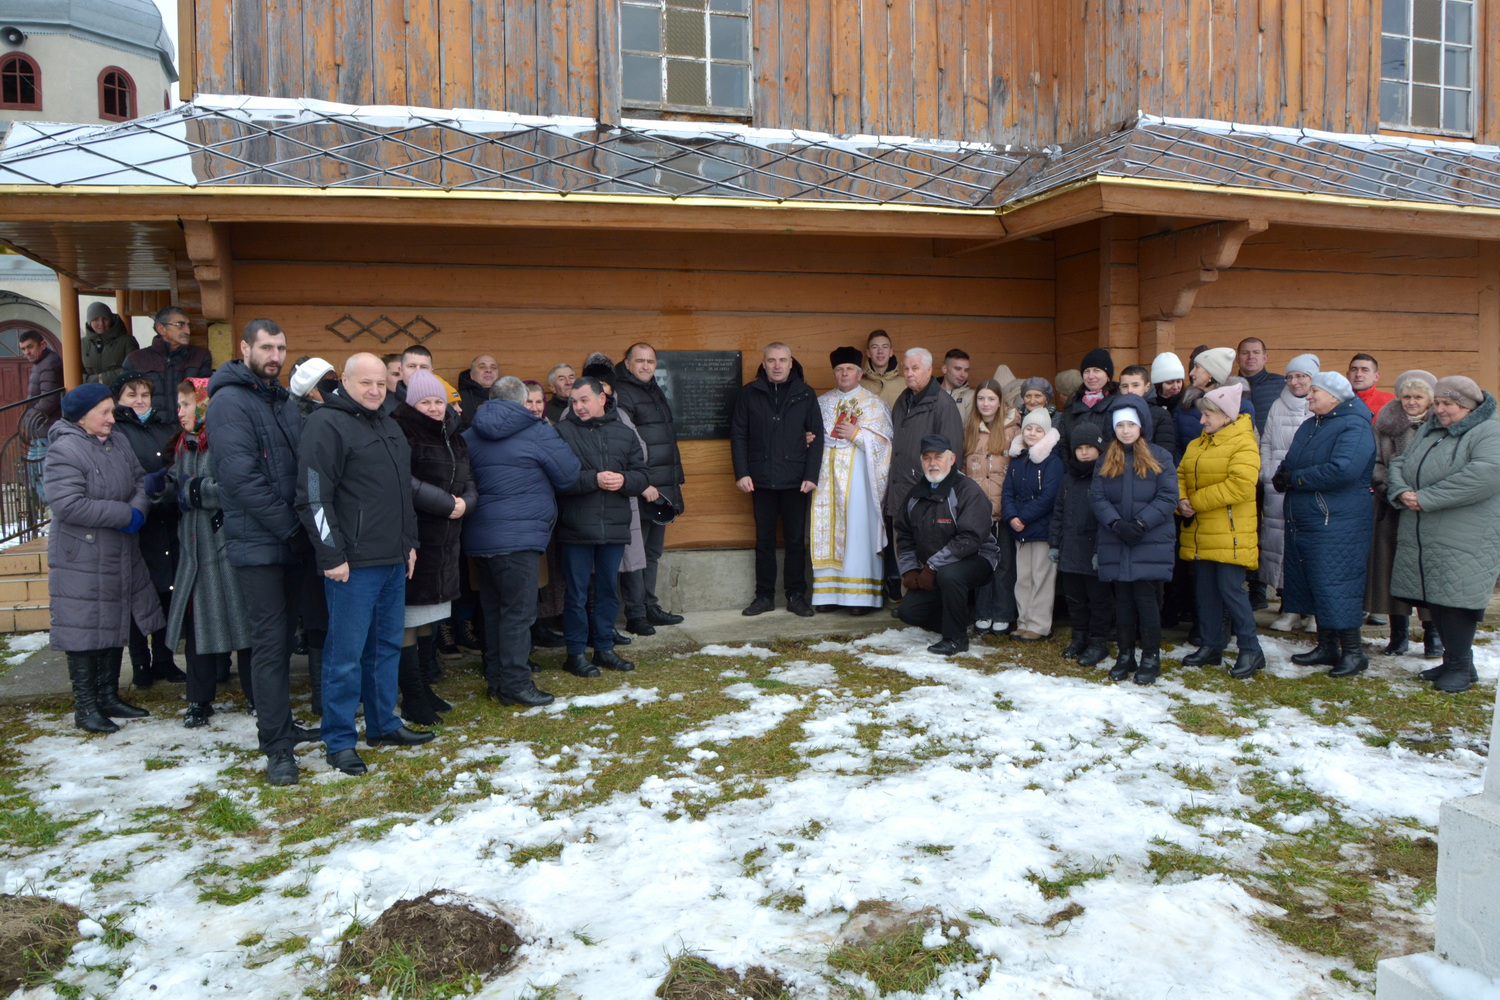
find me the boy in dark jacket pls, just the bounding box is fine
[1051,424,1113,666]
[1117,364,1178,456]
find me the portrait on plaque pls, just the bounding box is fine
[652,351,744,440]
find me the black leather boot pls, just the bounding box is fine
[414,633,452,712]
[1133,649,1161,685]
[1077,640,1111,667]
[397,645,442,725]
[1328,628,1369,678]
[1290,629,1340,666]
[69,652,118,733]
[306,645,323,717]
[1182,646,1223,667]
[563,652,601,677]
[1108,649,1137,682]
[1422,624,1444,660]
[1431,644,1475,693]
[97,649,149,718]
[1229,648,1266,679]
[183,702,214,728]
[1382,615,1410,656]
[129,625,153,688]
[593,649,635,672]
[530,621,566,648]
[1062,631,1089,660]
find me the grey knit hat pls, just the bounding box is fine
[1310,371,1355,403]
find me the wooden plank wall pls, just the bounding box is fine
[226,224,1057,550]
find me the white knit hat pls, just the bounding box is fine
[1285,353,1320,378]
[1150,352,1185,383]
[289,357,334,398]
[1194,347,1236,385]
[1021,408,1052,431]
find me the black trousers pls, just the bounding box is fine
[1430,603,1481,664]
[1114,579,1164,652]
[1060,571,1113,638]
[751,487,810,599]
[895,554,993,640]
[975,525,1019,623]
[236,561,310,756]
[475,551,540,691]
[1193,560,1261,652]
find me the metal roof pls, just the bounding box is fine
[0,0,177,82]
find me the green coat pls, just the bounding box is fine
[1387,391,1500,611]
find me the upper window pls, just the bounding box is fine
[621,0,750,116]
[99,67,135,122]
[1380,0,1475,135]
[0,54,41,111]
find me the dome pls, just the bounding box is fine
[1,0,177,82]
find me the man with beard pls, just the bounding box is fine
[208,319,323,786]
[894,434,1001,655]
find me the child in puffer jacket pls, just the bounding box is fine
[1003,408,1064,640]
[1051,423,1113,666]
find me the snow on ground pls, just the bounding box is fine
[1,627,1490,999]
[3,631,50,665]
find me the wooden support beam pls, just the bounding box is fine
[182,220,234,321]
[114,290,130,326]
[56,273,81,389]
[1138,218,1269,321]
[1480,242,1500,397]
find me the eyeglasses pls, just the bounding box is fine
[163,320,190,329]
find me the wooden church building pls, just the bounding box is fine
[2,0,1500,566]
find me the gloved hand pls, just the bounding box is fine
[917,567,937,591]
[1272,465,1290,494]
[902,570,921,592]
[176,476,207,512]
[142,468,168,498]
[1116,519,1146,545]
[119,508,145,534]
[1047,547,1060,564]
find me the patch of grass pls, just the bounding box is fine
[914,844,953,856]
[1146,841,1225,881]
[0,773,82,849]
[316,941,482,1000]
[1042,902,1085,928]
[194,792,258,835]
[142,758,178,771]
[198,883,265,906]
[509,842,564,866]
[827,921,979,996]
[1170,764,1217,791]
[237,851,297,881]
[657,951,790,999]
[1026,858,1113,900]
[1167,700,1244,739]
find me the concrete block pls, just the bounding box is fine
[0,552,40,576]
[25,577,46,602]
[656,548,818,613]
[1435,793,1500,978]
[0,581,27,603]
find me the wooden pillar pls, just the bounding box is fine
[1478,241,1500,397]
[1098,216,1141,365]
[56,273,82,389]
[114,289,131,327]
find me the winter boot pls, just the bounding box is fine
[397,645,442,725]
[435,620,462,661]
[1328,628,1369,678]
[97,649,149,719]
[1291,629,1340,666]
[1422,625,1444,660]
[1107,649,1137,682]
[128,625,153,689]
[183,702,214,728]
[414,632,452,712]
[1061,630,1089,660]
[1077,639,1111,667]
[1181,646,1223,667]
[1382,615,1410,656]
[69,652,119,733]
[455,618,484,653]
[1431,641,1475,693]
[1133,650,1162,685]
[1229,648,1266,679]
[306,645,324,717]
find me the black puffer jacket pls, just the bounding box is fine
[455,370,490,429]
[730,369,824,490]
[297,391,418,572]
[1049,436,1101,575]
[112,404,181,591]
[394,403,477,605]
[554,408,650,545]
[122,335,214,403]
[885,378,965,518]
[207,360,306,567]
[894,468,1001,573]
[1054,386,1119,457]
[611,362,684,495]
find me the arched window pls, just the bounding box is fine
[0,54,41,111]
[99,67,135,122]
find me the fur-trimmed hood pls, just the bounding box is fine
[1374,396,1427,439]
[1009,426,1060,462]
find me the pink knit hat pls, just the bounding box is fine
[1202,382,1243,415]
[404,369,447,404]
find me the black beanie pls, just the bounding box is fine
[1080,348,1114,379]
[830,346,862,368]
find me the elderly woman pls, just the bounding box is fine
[44,383,165,732]
[1177,382,1265,678]
[1260,354,1319,632]
[1368,370,1442,659]
[1275,372,1377,678]
[1387,376,1500,693]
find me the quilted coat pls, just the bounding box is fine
[1002,427,1063,543]
[1177,412,1260,569]
[1173,387,1258,452]
[1366,398,1426,615]
[43,420,165,652]
[394,402,479,606]
[963,419,1017,520]
[1049,440,1100,575]
[1387,391,1500,611]
[1091,396,1179,582]
[163,438,253,654]
[1279,395,1376,629]
[1256,385,1312,589]
[462,398,582,556]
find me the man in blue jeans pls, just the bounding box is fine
[553,377,650,675]
[297,352,432,776]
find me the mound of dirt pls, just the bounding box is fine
[336,890,523,990]
[0,893,87,993]
[656,956,788,1000]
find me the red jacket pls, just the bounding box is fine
[1355,386,1395,425]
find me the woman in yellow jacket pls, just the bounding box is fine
[1177,382,1265,678]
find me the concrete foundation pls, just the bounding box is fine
[656,548,815,614]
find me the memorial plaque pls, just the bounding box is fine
[652,351,743,440]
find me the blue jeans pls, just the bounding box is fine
[321,563,404,752]
[560,543,625,654]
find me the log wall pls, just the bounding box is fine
[226,223,1057,549]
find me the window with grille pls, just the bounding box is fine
[621,0,751,115]
[0,54,41,111]
[99,67,135,121]
[1380,0,1475,135]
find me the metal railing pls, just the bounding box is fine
[0,387,63,546]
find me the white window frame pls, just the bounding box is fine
[620,0,752,117]
[1380,0,1477,137]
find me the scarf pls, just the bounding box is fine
[176,377,210,456]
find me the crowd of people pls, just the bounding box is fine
[31,305,1499,785]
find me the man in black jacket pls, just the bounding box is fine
[894,434,1001,655]
[555,377,650,675]
[612,343,686,634]
[121,305,214,402]
[298,352,431,779]
[730,343,823,617]
[455,354,499,428]
[208,319,318,787]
